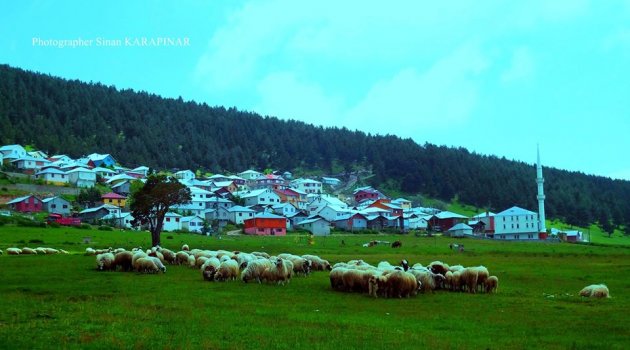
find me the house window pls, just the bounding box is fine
[260,198,265,202]
[517,224,519,229]
[239,213,242,217]
[166,218,171,222]
[515,235,520,239]
[176,218,180,222]
[63,205,68,209]
[51,204,57,208]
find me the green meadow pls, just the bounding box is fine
[1,226,629,349]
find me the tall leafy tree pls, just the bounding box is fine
[130,174,191,247]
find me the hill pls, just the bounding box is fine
[1,64,629,228]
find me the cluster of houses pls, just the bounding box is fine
[1,143,586,242]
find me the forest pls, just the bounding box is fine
[1,64,629,229]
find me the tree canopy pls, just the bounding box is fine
[130,174,191,247]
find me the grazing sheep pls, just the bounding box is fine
[451,270,463,292]
[148,256,167,273]
[60,249,69,254]
[35,248,47,255]
[113,248,126,254]
[148,250,166,264]
[408,269,442,294]
[329,267,348,290]
[263,258,292,285]
[473,266,490,292]
[302,254,332,271]
[445,270,454,290]
[43,248,59,255]
[241,259,273,283]
[391,240,402,248]
[201,258,221,281]
[485,276,499,293]
[135,257,160,274]
[579,284,610,298]
[411,263,424,270]
[7,248,22,255]
[161,249,177,264]
[96,253,115,271]
[85,247,96,256]
[114,251,134,272]
[196,256,209,268]
[21,247,37,255]
[187,254,196,268]
[429,261,450,276]
[176,251,190,265]
[378,271,418,298]
[400,259,410,271]
[236,253,256,269]
[460,267,479,293]
[214,259,239,282]
[341,268,374,293]
[219,255,232,263]
[182,244,190,251]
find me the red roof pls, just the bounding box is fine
[101,192,126,199]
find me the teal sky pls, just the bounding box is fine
[1,1,629,180]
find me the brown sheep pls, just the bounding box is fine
[383,271,418,298]
[342,269,375,293]
[175,251,190,265]
[160,249,177,264]
[429,261,450,276]
[263,258,293,285]
[114,251,134,272]
[391,240,402,248]
[330,267,347,290]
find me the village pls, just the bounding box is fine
[0,143,587,243]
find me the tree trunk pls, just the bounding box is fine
[151,220,163,247]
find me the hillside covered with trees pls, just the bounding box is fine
[1,64,629,229]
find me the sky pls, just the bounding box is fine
[1,1,630,180]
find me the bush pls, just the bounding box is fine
[75,224,92,230]
[48,222,61,228]
[166,235,174,240]
[98,226,114,231]
[28,239,44,244]
[16,218,46,228]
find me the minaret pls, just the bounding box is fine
[536,145,546,233]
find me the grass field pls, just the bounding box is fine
[1,226,629,349]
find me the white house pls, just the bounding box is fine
[35,168,69,185]
[307,194,348,214]
[493,206,540,240]
[315,204,350,222]
[163,212,183,231]
[297,217,331,236]
[447,223,473,237]
[321,177,342,187]
[290,178,323,194]
[407,215,429,230]
[11,156,51,171]
[272,202,299,217]
[237,188,281,206]
[102,212,137,229]
[28,150,49,159]
[131,166,150,177]
[0,144,27,161]
[66,167,97,188]
[227,205,256,224]
[181,215,205,234]
[174,170,195,181]
[238,169,262,181]
[92,167,118,180]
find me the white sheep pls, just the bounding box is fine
[85,247,96,256]
[485,276,499,293]
[6,248,22,255]
[579,284,610,298]
[263,258,292,285]
[187,254,196,268]
[175,251,190,265]
[147,256,167,273]
[182,244,190,251]
[96,253,115,271]
[215,259,239,282]
[114,251,134,272]
[241,259,273,283]
[302,254,332,271]
[135,257,160,273]
[21,247,37,255]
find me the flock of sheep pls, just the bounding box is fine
[330,259,498,298]
[2,247,69,255]
[89,244,332,285]
[1,245,610,299]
